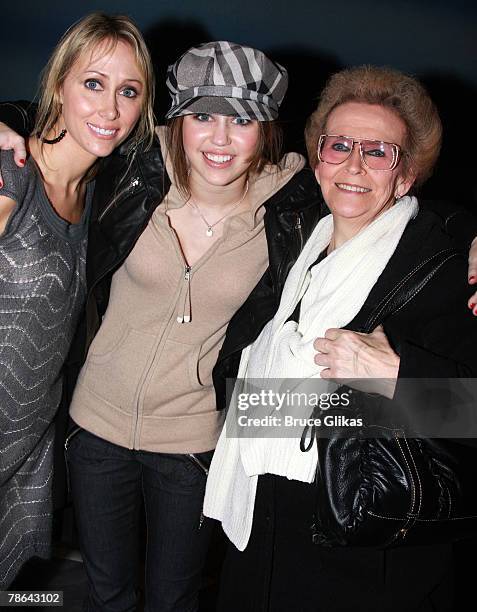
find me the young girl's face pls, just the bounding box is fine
[182,113,260,190]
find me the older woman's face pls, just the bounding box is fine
[315,102,414,227]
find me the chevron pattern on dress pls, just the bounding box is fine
[0,150,89,588]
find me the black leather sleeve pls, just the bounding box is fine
[0,100,37,136]
[425,199,477,249]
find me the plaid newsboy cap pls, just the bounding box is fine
[165,41,288,121]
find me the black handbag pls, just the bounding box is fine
[303,248,477,548]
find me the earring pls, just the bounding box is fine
[41,129,67,145]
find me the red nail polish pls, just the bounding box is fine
[470,303,476,309]
[19,159,25,166]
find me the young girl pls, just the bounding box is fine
[65,41,320,612]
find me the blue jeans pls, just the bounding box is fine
[66,428,214,612]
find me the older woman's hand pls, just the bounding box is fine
[468,237,477,315]
[313,325,400,399]
[0,122,27,188]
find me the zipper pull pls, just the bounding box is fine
[399,527,408,539]
[294,212,304,252]
[177,265,192,323]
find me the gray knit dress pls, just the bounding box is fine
[0,151,92,588]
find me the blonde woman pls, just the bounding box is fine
[0,12,154,588]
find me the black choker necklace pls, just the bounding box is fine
[41,129,67,145]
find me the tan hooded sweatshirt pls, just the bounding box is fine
[69,127,305,453]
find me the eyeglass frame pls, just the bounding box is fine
[317,134,402,171]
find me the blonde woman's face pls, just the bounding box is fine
[315,102,415,228]
[59,39,144,160]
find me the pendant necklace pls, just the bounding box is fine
[186,180,249,237]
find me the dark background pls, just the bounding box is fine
[2,0,477,207]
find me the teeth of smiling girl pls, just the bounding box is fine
[204,153,233,163]
[88,123,117,136]
[336,183,371,193]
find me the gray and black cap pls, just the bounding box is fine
[165,41,288,122]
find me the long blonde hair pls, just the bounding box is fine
[35,12,155,154]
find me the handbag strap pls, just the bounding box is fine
[361,248,460,333]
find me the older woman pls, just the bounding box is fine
[204,66,477,611]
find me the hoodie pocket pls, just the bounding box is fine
[142,339,210,417]
[79,326,156,409]
[87,324,131,364]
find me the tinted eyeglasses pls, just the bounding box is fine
[317,134,402,171]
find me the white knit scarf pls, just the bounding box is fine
[204,197,419,550]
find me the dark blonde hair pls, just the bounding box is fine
[35,12,155,153]
[165,116,283,198]
[305,65,442,186]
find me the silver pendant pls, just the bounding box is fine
[206,227,213,237]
